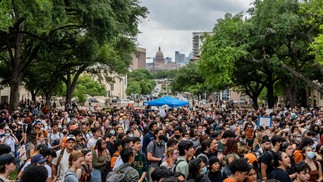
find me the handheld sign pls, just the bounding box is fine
[257,116,272,127]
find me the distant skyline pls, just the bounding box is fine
[137,0,254,63]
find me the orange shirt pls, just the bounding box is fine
[110,151,120,168]
[224,178,235,182]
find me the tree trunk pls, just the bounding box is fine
[266,75,275,109]
[286,86,297,108]
[251,95,259,110]
[30,89,38,102]
[64,67,86,110]
[9,82,20,112]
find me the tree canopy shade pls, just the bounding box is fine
[0,0,147,111]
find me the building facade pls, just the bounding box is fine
[130,47,146,70]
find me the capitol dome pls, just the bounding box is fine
[155,46,164,60]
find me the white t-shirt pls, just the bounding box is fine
[21,161,52,177]
[112,156,124,170]
[52,149,72,182]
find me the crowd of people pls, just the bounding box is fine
[0,102,322,182]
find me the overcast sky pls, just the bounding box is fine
[137,0,253,62]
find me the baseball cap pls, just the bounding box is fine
[66,135,76,142]
[0,153,20,165]
[31,154,47,164]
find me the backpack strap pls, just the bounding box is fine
[173,159,185,174]
[55,148,65,174]
[120,166,133,175]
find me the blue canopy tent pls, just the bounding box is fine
[143,96,189,108]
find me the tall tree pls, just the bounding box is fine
[0,0,147,111]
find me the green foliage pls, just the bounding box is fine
[75,75,106,96]
[170,63,212,95]
[0,0,148,110]
[151,70,177,79]
[126,69,156,95]
[126,81,141,95]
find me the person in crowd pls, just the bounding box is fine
[0,128,19,156]
[294,161,311,182]
[87,127,101,149]
[52,135,76,182]
[303,146,323,182]
[112,147,139,182]
[80,148,93,182]
[21,165,48,182]
[208,157,228,182]
[70,129,84,150]
[254,136,271,159]
[151,166,171,182]
[113,137,134,170]
[160,147,179,169]
[147,128,166,168]
[130,121,142,138]
[244,165,257,182]
[143,122,158,153]
[0,153,19,182]
[49,122,63,150]
[187,158,211,182]
[269,151,292,182]
[64,151,84,182]
[224,158,251,182]
[175,140,195,179]
[110,139,122,169]
[293,137,314,163]
[280,141,296,180]
[132,137,148,182]
[261,135,285,181]
[92,138,111,182]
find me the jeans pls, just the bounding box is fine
[92,168,102,182]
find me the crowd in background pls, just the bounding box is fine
[0,101,322,182]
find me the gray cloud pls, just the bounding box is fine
[140,0,252,31]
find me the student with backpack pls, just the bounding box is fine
[132,137,148,182]
[174,140,195,179]
[106,147,139,182]
[52,135,76,182]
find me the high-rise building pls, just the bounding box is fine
[130,47,146,70]
[175,51,185,64]
[192,32,212,58]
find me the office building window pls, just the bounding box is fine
[110,84,114,91]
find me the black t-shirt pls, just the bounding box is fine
[270,168,292,182]
[208,170,227,182]
[261,150,276,177]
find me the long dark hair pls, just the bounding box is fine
[94,139,104,155]
[223,138,238,155]
[187,158,204,180]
